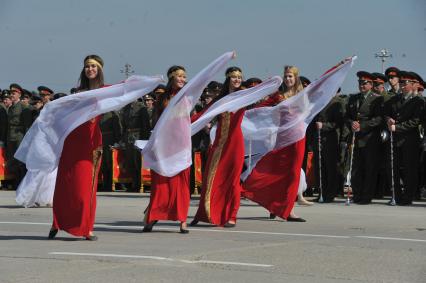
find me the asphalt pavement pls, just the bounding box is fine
[0,191,425,283]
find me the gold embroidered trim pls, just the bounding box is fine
[204,112,231,222]
[90,146,103,218]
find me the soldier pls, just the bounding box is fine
[384,71,424,205]
[151,84,166,101]
[411,73,423,97]
[372,72,391,198]
[337,90,350,196]
[313,89,344,202]
[142,93,155,132]
[21,89,32,107]
[0,91,9,146]
[99,111,122,191]
[6,83,33,188]
[420,81,426,199]
[29,95,43,122]
[120,98,151,192]
[385,67,400,96]
[345,72,384,204]
[2,90,12,110]
[37,86,54,106]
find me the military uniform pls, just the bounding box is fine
[313,95,344,202]
[385,67,401,98]
[384,93,423,205]
[371,73,391,198]
[120,101,151,191]
[0,103,8,145]
[384,71,424,204]
[337,94,350,194]
[99,111,122,191]
[345,72,384,204]
[6,100,33,187]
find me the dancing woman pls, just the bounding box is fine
[242,65,307,222]
[143,66,191,234]
[190,67,245,227]
[49,55,105,240]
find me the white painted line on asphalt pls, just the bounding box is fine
[2,221,425,243]
[49,252,273,268]
[191,228,351,239]
[194,260,273,267]
[355,236,426,243]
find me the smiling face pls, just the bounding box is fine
[229,73,242,92]
[84,63,99,81]
[284,71,296,88]
[173,72,187,89]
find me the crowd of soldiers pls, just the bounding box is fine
[1,66,425,206]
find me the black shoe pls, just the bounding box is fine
[142,220,157,232]
[189,219,199,226]
[224,222,236,228]
[48,229,58,239]
[352,198,361,203]
[397,200,412,206]
[179,228,189,234]
[269,213,276,219]
[286,216,306,222]
[85,235,98,241]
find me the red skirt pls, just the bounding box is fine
[242,138,306,219]
[52,119,102,237]
[145,168,190,223]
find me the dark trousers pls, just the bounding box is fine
[388,138,419,204]
[6,141,26,189]
[124,144,141,192]
[314,133,339,201]
[100,145,113,191]
[352,141,380,203]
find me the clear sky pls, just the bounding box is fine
[0,0,425,94]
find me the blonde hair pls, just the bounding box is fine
[282,65,303,99]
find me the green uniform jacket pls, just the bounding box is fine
[100,111,122,146]
[7,101,32,144]
[384,93,423,147]
[345,91,384,148]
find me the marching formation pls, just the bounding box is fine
[1,53,424,241]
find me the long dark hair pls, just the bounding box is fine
[214,66,243,102]
[153,65,186,124]
[77,54,104,91]
[165,65,186,93]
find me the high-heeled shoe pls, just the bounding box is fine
[179,223,189,234]
[85,235,98,241]
[142,220,157,232]
[286,216,306,222]
[48,229,58,239]
[224,222,236,228]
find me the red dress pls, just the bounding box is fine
[241,91,305,219]
[144,89,191,223]
[52,117,103,237]
[192,109,245,226]
[242,138,306,219]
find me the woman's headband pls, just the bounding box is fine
[85,58,103,69]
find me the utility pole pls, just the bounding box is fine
[120,63,135,79]
[375,49,392,74]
